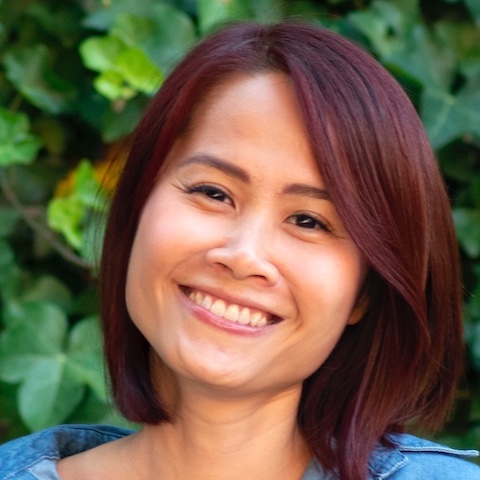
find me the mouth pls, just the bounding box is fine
[181,287,281,328]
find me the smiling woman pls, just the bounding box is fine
[1,21,479,480]
[125,72,367,404]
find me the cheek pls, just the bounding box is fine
[291,246,366,331]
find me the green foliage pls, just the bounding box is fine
[0,0,479,455]
[0,108,41,166]
[47,159,108,263]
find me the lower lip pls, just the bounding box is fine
[180,289,273,336]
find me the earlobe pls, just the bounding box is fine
[347,290,370,325]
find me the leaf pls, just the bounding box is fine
[4,44,77,114]
[73,159,107,209]
[94,70,135,101]
[82,0,159,31]
[142,4,196,73]
[25,2,83,47]
[116,47,163,94]
[18,357,84,431]
[348,2,455,93]
[386,23,455,91]
[348,1,408,58]
[0,302,97,430]
[0,108,42,166]
[80,35,126,72]
[100,95,147,142]
[421,76,480,149]
[0,302,68,381]
[109,13,155,47]
[47,159,107,253]
[197,0,252,34]
[21,275,72,311]
[465,0,480,26]
[453,208,480,258]
[67,316,106,401]
[81,5,193,100]
[47,196,84,250]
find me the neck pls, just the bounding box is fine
[127,385,311,480]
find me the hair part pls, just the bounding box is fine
[100,22,463,480]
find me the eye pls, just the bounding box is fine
[288,213,331,232]
[186,184,233,205]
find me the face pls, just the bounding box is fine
[126,73,367,399]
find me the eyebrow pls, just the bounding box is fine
[282,183,331,201]
[178,154,250,183]
[178,153,331,201]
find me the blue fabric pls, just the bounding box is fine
[0,425,478,479]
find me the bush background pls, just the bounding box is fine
[0,0,479,454]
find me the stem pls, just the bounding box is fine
[0,167,92,269]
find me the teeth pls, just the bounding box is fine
[224,304,240,321]
[238,308,251,325]
[201,294,213,309]
[250,312,263,327]
[188,289,270,328]
[211,299,226,317]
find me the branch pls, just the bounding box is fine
[0,167,92,269]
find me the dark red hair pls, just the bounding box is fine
[100,22,463,480]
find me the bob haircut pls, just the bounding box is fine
[100,22,463,480]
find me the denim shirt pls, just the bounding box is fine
[0,424,478,479]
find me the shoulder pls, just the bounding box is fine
[0,424,133,479]
[369,433,480,479]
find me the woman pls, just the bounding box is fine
[1,22,479,480]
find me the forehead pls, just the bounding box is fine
[163,73,322,179]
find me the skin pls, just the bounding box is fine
[57,73,367,480]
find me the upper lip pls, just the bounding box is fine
[180,284,284,322]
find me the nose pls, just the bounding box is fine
[205,223,280,285]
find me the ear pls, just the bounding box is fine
[347,289,370,325]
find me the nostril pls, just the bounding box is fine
[205,245,280,284]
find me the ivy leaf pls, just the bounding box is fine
[0,108,42,166]
[109,13,155,47]
[0,302,83,430]
[80,36,126,72]
[453,208,480,258]
[115,47,163,95]
[47,196,84,250]
[141,4,196,72]
[386,23,455,91]
[4,44,77,114]
[101,95,147,142]
[81,33,163,100]
[82,0,158,31]
[421,76,480,149]
[94,71,135,101]
[348,1,455,92]
[47,159,107,254]
[21,275,72,312]
[348,0,412,58]
[197,0,252,34]
[25,3,83,47]
[0,302,68,378]
[465,0,480,26]
[0,302,105,430]
[18,357,84,431]
[67,316,107,402]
